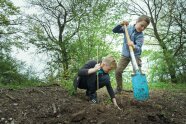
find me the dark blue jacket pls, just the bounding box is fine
[78,60,115,99]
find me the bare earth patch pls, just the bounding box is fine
[0,84,185,124]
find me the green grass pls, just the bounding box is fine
[0,81,47,89]
[148,82,186,91]
[59,79,75,95]
[1,79,186,93]
[111,81,186,92]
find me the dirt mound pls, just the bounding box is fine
[0,84,185,124]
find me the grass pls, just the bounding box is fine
[0,81,47,89]
[148,82,186,91]
[59,79,75,95]
[111,81,186,92]
[1,79,186,93]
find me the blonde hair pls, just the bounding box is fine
[137,15,151,25]
[102,55,117,69]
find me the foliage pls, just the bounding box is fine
[0,0,23,53]
[148,50,171,82]
[0,0,19,26]
[0,53,41,85]
[2,0,185,88]
[0,0,41,86]
[148,82,186,91]
[0,78,44,89]
[60,79,75,95]
[25,0,124,82]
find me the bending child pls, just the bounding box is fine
[74,55,120,109]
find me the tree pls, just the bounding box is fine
[25,0,115,80]
[0,0,39,84]
[168,0,186,82]
[0,0,23,53]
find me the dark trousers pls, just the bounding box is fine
[78,73,110,96]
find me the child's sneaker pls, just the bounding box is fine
[89,93,98,104]
[91,98,98,104]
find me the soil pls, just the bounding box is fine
[0,84,185,124]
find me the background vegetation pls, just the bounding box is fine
[0,0,185,90]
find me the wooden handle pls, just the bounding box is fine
[97,47,99,90]
[123,25,139,71]
[124,25,134,52]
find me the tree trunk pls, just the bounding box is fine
[152,22,177,83]
[162,50,177,83]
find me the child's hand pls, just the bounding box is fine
[112,98,122,110]
[114,104,122,110]
[94,63,101,71]
[120,21,129,26]
[127,41,135,49]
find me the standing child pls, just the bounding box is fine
[113,15,150,94]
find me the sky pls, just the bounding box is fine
[11,0,48,79]
[11,0,25,5]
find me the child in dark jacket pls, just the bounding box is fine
[74,55,120,109]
